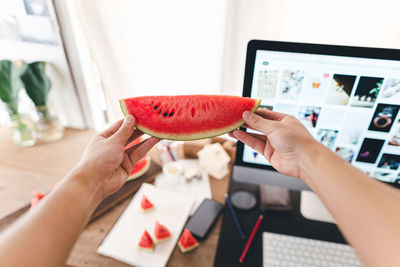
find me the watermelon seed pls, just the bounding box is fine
[154,106,159,110]
[158,110,161,114]
[163,112,168,117]
[169,112,174,116]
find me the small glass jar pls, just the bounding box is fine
[35,104,64,142]
[8,113,37,147]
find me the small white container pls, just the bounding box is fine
[162,162,183,185]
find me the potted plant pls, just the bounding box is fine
[21,61,64,142]
[0,60,36,146]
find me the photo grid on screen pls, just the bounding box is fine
[243,50,400,184]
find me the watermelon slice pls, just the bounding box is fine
[127,156,151,181]
[178,228,199,253]
[137,230,155,251]
[119,95,260,141]
[141,194,154,212]
[124,136,143,151]
[30,190,45,209]
[154,221,172,243]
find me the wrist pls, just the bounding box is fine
[298,138,326,185]
[66,164,104,207]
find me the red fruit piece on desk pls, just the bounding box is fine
[178,228,199,253]
[138,229,155,251]
[141,194,154,212]
[154,221,172,243]
[30,190,45,209]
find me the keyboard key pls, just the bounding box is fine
[263,232,363,267]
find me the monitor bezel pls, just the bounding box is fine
[235,39,400,188]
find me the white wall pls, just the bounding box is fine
[221,0,400,96]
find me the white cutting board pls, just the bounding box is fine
[98,183,195,267]
[155,159,212,214]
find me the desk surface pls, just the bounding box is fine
[0,127,229,267]
[0,127,95,219]
[214,178,346,267]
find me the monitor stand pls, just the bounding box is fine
[300,191,335,224]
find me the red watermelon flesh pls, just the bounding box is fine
[30,190,45,210]
[124,136,142,151]
[141,194,154,212]
[137,230,154,251]
[178,228,199,253]
[127,156,151,181]
[119,95,260,141]
[154,221,172,243]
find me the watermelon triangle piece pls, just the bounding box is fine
[119,95,261,141]
[154,221,172,243]
[137,230,155,252]
[178,228,199,253]
[141,194,154,212]
[30,190,45,210]
[127,156,151,181]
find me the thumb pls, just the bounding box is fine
[111,114,135,144]
[242,110,277,135]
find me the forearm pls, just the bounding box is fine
[300,141,400,267]
[0,167,102,267]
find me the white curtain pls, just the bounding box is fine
[70,0,400,125]
[71,0,229,123]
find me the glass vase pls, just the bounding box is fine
[35,105,64,142]
[8,113,37,147]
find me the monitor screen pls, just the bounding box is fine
[241,45,400,185]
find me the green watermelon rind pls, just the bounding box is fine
[119,98,261,141]
[126,156,151,182]
[178,240,199,253]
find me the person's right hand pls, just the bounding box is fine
[230,109,319,179]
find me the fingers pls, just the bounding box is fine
[246,132,268,142]
[231,131,268,142]
[121,153,133,175]
[124,129,144,147]
[99,119,124,138]
[255,108,287,121]
[110,115,136,144]
[232,129,265,154]
[127,137,160,164]
[242,111,277,135]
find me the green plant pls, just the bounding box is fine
[0,60,36,146]
[0,60,26,115]
[20,61,52,117]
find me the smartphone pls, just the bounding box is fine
[185,199,224,240]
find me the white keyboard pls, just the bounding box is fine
[263,232,363,267]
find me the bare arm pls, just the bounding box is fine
[231,109,400,267]
[0,115,159,267]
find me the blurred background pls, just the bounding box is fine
[1,0,400,134]
[1,1,400,266]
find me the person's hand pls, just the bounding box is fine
[75,115,159,199]
[230,109,318,179]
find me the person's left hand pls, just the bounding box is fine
[75,115,159,199]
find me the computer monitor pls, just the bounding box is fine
[232,40,400,222]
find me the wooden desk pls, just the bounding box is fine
[67,177,228,267]
[0,127,95,219]
[0,127,229,267]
